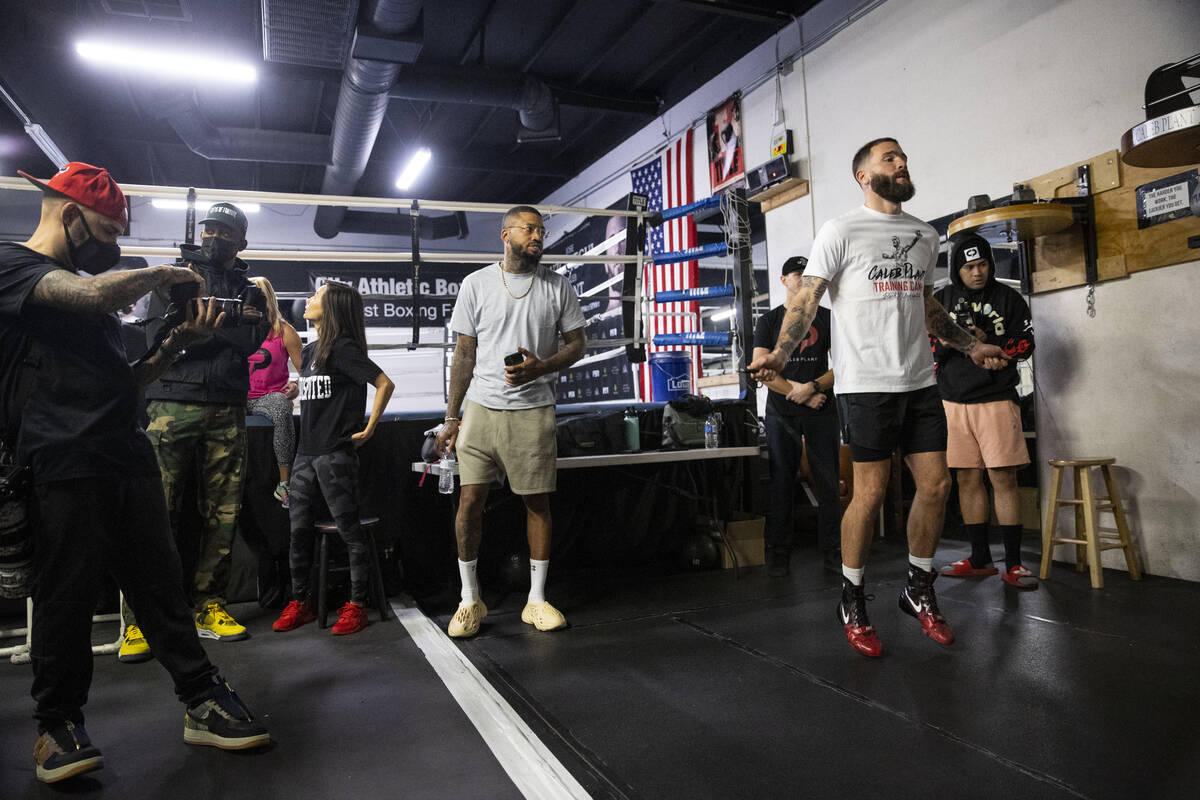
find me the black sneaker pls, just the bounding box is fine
[184,680,270,750]
[898,565,955,645]
[767,550,790,577]
[34,721,103,783]
[837,579,882,657]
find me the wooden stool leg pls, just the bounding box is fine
[1079,467,1103,588]
[1040,465,1064,579]
[1072,467,1087,572]
[318,533,330,629]
[366,529,390,622]
[1100,465,1142,580]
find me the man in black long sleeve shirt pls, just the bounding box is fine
[933,233,1037,589]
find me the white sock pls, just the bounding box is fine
[909,554,934,573]
[528,559,549,604]
[458,559,479,604]
[842,564,865,585]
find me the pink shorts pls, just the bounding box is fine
[943,399,1029,470]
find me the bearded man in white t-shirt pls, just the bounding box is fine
[435,206,587,638]
[748,138,1009,658]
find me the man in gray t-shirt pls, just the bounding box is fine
[436,206,586,638]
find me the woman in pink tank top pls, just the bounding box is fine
[247,277,303,506]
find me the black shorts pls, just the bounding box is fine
[836,386,947,462]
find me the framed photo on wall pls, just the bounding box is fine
[707,93,744,192]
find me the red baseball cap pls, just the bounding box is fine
[19,161,128,227]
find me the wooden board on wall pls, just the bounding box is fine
[1021,150,1200,293]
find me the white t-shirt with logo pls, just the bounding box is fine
[804,205,939,393]
[450,263,586,410]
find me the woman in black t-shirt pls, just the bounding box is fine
[273,282,394,636]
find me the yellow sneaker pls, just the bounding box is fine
[447,600,487,638]
[117,624,153,663]
[520,601,567,632]
[195,603,249,641]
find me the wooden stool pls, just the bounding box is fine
[315,517,391,628]
[1039,458,1142,588]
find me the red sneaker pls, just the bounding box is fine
[838,580,883,658]
[1002,564,1039,590]
[940,558,998,578]
[332,603,367,635]
[899,566,955,645]
[272,601,316,632]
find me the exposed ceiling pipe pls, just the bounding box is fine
[313,0,423,239]
[153,89,331,165]
[388,64,556,132]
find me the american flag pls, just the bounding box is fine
[631,128,700,400]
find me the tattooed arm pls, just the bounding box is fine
[746,276,828,380]
[924,287,1009,370]
[436,333,477,454]
[131,297,227,386]
[29,264,202,315]
[506,327,586,387]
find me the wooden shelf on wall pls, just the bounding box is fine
[749,177,809,212]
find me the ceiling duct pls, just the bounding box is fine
[389,65,557,134]
[313,0,423,239]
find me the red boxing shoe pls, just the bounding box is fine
[899,566,956,645]
[838,581,883,658]
[1002,564,1039,590]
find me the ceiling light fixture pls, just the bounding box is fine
[395,147,432,190]
[710,309,737,322]
[75,40,257,84]
[151,198,260,213]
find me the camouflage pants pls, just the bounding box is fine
[288,449,368,604]
[123,402,246,625]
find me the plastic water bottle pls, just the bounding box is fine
[623,407,640,452]
[438,453,456,494]
[704,412,721,449]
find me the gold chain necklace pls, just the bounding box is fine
[500,264,535,299]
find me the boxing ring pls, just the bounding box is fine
[0,176,759,403]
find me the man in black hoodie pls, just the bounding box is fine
[933,232,1037,589]
[120,203,270,661]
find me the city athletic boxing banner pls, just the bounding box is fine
[307,265,475,328]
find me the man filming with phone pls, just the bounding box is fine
[435,206,586,638]
[119,202,270,662]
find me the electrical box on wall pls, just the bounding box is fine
[771,128,792,157]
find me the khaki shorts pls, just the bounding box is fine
[457,399,557,494]
[943,399,1029,470]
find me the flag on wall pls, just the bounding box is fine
[630,128,701,400]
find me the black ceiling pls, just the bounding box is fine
[1,0,812,221]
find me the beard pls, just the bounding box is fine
[506,240,542,271]
[870,171,916,203]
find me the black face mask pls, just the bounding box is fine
[201,236,239,266]
[63,212,121,274]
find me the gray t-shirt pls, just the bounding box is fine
[450,263,586,410]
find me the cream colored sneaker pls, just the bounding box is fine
[520,601,567,631]
[447,600,487,638]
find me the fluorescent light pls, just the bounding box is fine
[151,198,260,213]
[24,124,68,168]
[710,309,736,321]
[76,40,256,84]
[395,148,432,190]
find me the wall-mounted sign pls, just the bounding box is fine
[1135,169,1197,229]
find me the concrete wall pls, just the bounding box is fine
[548,0,1200,579]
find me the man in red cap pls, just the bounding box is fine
[0,162,269,784]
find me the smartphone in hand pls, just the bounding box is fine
[503,351,524,367]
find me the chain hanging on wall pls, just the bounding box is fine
[1086,285,1096,318]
